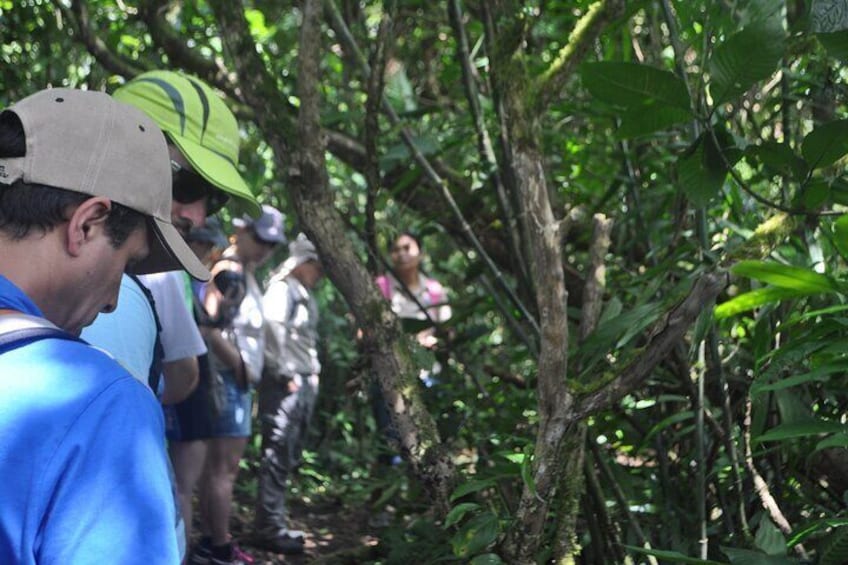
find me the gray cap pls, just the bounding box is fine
[233,204,287,244]
[0,88,210,281]
[281,233,319,271]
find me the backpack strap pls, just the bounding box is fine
[127,274,165,393]
[0,311,78,353]
[285,279,309,326]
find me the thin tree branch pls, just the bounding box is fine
[579,214,612,342]
[137,0,238,98]
[206,1,293,142]
[62,0,145,78]
[447,0,531,294]
[743,396,809,559]
[572,271,729,423]
[364,5,392,272]
[535,0,625,111]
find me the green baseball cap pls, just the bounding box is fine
[113,70,260,217]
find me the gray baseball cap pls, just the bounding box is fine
[0,88,210,281]
[233,204,286,244]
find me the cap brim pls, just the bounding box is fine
[131,218,211,281]
[169,135,261,217]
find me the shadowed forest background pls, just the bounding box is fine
[6,1,848,563]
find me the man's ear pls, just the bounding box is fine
[65,197,112,257]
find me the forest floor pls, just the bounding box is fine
[229,495,383,565]
[208,454,408,565]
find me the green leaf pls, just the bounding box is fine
[800,179,831,209]
[451,512,499,558]
[816,31,848,59]
[816,524,848,565]
[833,215,848,258]
[714,287,807,319]
[731,261,839,293]
[751,362,848,396]
[450,479,497,501]
[709,25,785,105]
[745,142,808,180]
[616,106,692,138]
[469,554,504,565]
[754,518,787,556]
[678,135,727,207]
[576,302,665,370]
[643,410,695,445]
[801,119,848,169]
[623,545,727,564]
[815,433,848,452]
[754,420,847,444]
[830,177,848,205]
[787,518,848,547]
[721,546,798,564]
[445,503,481,528]
[519,444,535,496]
[581,62,691,111]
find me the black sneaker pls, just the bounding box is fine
[251,532,306,555]
[189,541,212,565]
[208,542,249,565]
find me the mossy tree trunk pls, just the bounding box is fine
[485,1,625,562]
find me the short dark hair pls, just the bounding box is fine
[0,111,146,246]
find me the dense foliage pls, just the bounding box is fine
[5,0,848,563]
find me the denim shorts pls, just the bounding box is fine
[164,358,253,441]
[209,368,253,438]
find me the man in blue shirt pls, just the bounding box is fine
[0,88,209,563]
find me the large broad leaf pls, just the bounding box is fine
[801,119,848,169]
[754,420,847,444]
[714,287,808,319]
[581,62,692,111]
[831,215,848,259]
[731,261,839,293]
[677,135,727,207]
[814,525,848,565]
[709,25,785,105]
[755,518,787,557]
[616,106,693,138]
[745,142,808,181]
[721,547,798,564]
[831,177,848,205]
[451,512,499,558]
[816,31,848,59]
